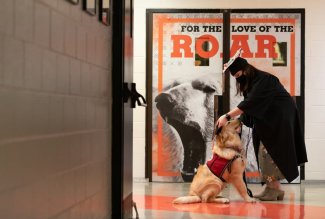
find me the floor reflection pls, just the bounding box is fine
[133,181,325,219]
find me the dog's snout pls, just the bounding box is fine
[155,93,175,110]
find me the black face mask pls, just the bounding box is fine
[236,75,247,85]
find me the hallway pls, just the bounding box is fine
[133,181,325,218]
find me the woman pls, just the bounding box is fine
[216,57,308,201]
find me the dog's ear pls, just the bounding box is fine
[215,126,227,148]
[212,125,222,139]
[216,126,222,135]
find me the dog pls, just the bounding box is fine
[173,119,256,204]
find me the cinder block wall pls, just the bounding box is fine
[0,0,112,218]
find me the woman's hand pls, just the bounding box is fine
[215,108,243,129]
[215,114,228,129]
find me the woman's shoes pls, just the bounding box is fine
[253,186,269,198]
[256,187,285,201]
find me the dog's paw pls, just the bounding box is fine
[173,196,201,204]
[220,198,230,204]
[211,197,230,204]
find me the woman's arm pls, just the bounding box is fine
[227,107,243,119]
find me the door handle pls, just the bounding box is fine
[123,83,147,108]
[123,82,132,103]
[130,83,147,108]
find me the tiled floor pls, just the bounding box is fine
[133,181,325,219]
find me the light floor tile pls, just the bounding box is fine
[133,181,325,219]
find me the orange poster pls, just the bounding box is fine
[148,10,303,183]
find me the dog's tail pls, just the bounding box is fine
[173,195,201,204]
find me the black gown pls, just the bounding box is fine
[238,70,308,182]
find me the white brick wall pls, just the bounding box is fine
[133,0,325,180]
[0,0,112,218]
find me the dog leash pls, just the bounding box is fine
[242,125,254,198]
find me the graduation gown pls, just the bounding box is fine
[238,70,308,182]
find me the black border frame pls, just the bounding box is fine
[111,0,124,217]
[83,0,97,16]
[98,0,111,26]
[66,0,79,5]
[145,8,305,181]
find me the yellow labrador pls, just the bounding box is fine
[173,119,255,204]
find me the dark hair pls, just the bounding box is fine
[236,64,258,96]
